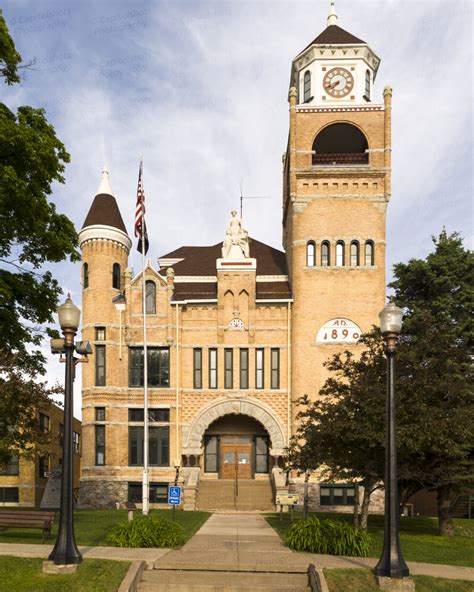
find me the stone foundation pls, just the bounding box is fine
[77,480,127,509]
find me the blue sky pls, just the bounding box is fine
[2,0,472,416]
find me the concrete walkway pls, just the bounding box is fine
[0,513,473,582]
[154,513,474,582]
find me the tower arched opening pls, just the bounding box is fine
[312,123,368,166]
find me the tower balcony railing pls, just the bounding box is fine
[312,152,369,166]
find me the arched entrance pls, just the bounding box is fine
[203,415,270,479]
[182,397,286,479]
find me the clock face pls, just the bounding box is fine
[323,67,354,98]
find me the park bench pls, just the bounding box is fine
[0,510,55,543]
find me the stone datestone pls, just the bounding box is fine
[375,576,416,591]
[77,480,127,509]
[42,561,78,574]
[40,466,62,510]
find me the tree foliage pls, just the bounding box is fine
[0,13,78,460]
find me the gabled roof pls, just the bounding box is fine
[82,193,128,234]
[301,24,365,54]
[159,238,288,277]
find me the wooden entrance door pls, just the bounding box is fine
[220,438,253,480]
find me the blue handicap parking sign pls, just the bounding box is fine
[168,486,181,505]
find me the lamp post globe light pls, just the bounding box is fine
[48,295,87,566]
[374,299,410,579]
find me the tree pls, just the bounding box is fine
[287,330,387,531]
[391,230,474,537]
[0,11,78,461]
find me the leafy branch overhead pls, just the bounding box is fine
[0,12,78,461]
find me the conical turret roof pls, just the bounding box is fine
[82,167,128,235]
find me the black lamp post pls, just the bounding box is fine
[48,295,86,565]
[374,299,409,578]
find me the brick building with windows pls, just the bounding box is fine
[0,402,81,508]
[78,5,390,512]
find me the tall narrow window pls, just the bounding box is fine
[95,425,105,465]
[193,348,202,389]
[145,280,156,314]
[95,345,106,386]
[204,436,219,473]
[364,69,371,101]
[307,241,315,267]
[270,349,280,389]
[83,262,89,288]
[255,436,269,473]
[112,263,121,289]
[303,70,311,103]
[321,241,330,267]
[336,241,345,267]
[240,349,249,389]
[39,413,50,433]
[129,426,169,466]
[365,240,374,266]
[255,349,264,389]
[209,348,218,389]
[129,347,170,387]
[224,349,233,389]
[350,241,360,267]
[95,407,105,422]
[95,327,106,341]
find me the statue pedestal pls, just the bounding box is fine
[217,258,256,272]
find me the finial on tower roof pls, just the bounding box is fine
[96,165,114,197]
[327,0,338,26]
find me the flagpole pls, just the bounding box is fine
[140,162,149,516]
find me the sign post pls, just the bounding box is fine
[168,485,181,521]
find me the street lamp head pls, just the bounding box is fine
[58,294,81,332]
[379,299,403,335]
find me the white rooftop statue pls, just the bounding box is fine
[222,210,250,259]
[96,165,114,196]
[327,0,338,26]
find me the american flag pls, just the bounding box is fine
[134,160,149,254]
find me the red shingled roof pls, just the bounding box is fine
[159,238,288,277]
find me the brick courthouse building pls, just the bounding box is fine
[78,6,390,512]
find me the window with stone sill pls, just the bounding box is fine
[320,484,355,506]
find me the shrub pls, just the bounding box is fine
[106,516,185,548]
[285,517,371,556]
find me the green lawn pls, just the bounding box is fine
[0,509,210,547]
[0,556,129,592]
[324,568,474,592]
[266,512,474,567]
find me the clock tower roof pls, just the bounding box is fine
[302,24,365,52]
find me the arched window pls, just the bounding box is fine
[365,241,374,266]
[350,241,360,267]
[321,241,330,267]
[145,280,156,314]
[336,241,345,267]
[312,123,369,166]
[364,70,371,101]
[112,263,121,290]
[307,241,315,267]
[83,262,89,289]
[303,70,311,103]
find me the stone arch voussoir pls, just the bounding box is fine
[183,397,286,457]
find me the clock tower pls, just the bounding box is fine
[283,2,392,411]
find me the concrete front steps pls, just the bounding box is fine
[196,479,274,511]
[139,569,311,591]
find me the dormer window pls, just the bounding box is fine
[303,70,312,103]
[364,70,371,102]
